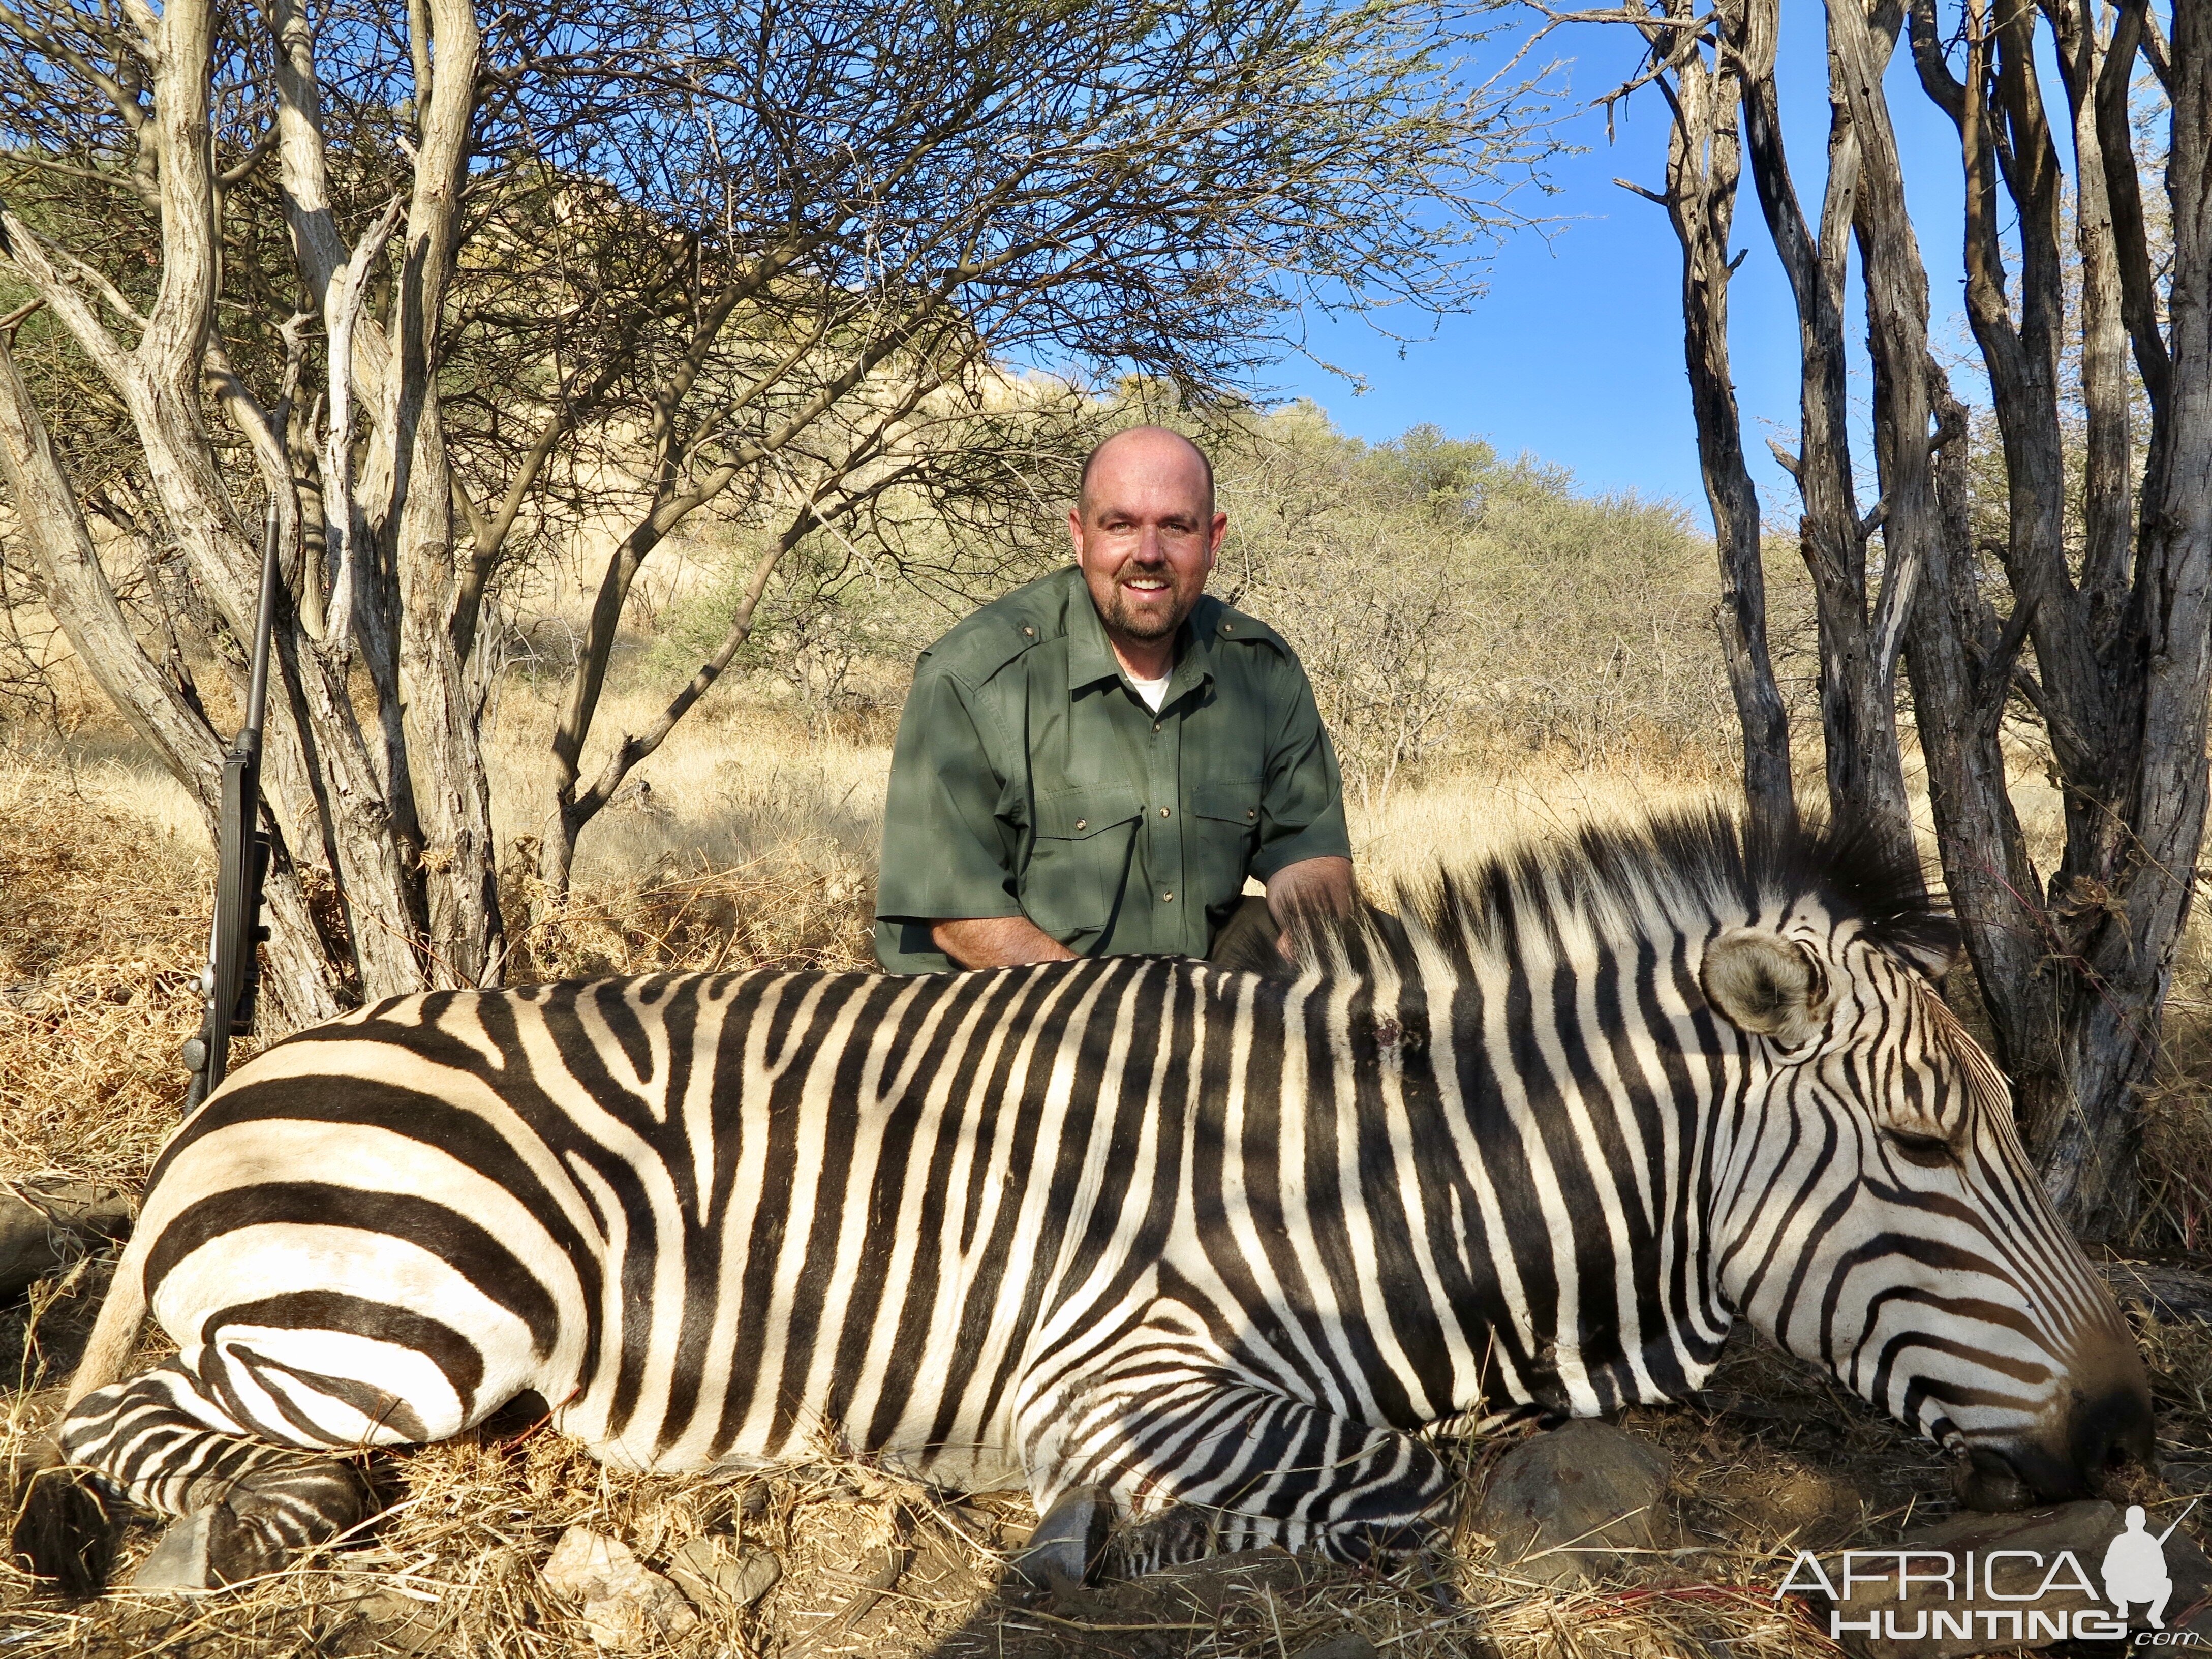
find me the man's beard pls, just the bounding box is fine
[1100,575,1188,640]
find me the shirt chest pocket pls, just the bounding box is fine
[1023,783,1144,942]
[1188,779,1263,913]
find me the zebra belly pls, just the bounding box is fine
[546,1320,1033,1487]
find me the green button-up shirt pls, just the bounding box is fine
[874,566,1350,973]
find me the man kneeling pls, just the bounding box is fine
[874,426,1353,973]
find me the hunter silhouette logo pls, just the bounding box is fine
[2106,1501,2196,1630]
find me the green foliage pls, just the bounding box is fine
[1223,409,1730,802]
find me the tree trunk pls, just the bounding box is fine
[389,0,502,987]
[1822,0,1927,870]
[1736,0,1914,862]
[1893,0,2212,1239]
[1632,0,1796,838]
[0,330,342,1028]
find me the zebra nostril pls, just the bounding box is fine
[2070,1379,2157,1479]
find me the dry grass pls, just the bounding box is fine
[0,749,205,1192]
[1,705,2209,1658]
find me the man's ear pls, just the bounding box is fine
[1701,929,1833,1048]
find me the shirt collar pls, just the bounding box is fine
[1062,567,1215,699]
[1064,570,1125,692]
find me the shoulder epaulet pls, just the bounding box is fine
[1201,597,1293,655]
[916,574,1064,686]
[919,615,1038,688]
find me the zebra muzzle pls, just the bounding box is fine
[1957,1372,2158,1512]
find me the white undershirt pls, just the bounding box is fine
[1128,671,1171,712]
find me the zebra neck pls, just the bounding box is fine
[1283,934,1739,1427]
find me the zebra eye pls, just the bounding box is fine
[1885,1129,1956,1169]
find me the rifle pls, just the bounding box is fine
[180,501,283,1114]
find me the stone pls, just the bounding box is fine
[328,1587,444,1656]
[665,1535,781,1610]
[1800,1499,2212,1659]
[541,1526,699,1651]
[1474,1418,1671,1586]
[0,1184,132,1299]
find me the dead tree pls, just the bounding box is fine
[1900,0,2211,1237]
[0,0,1553,1009]
[1556,0,2207,1236]
[1566,0,1797,836]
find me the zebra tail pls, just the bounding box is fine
[8,1232,146,1593]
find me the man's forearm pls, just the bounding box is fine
[930,915,1079,970]
[1265,856,1356,927]
[1262,857,1357,959]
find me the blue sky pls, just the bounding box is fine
[1268,8,1976,523]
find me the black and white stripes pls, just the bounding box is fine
[37,809,2151,1587]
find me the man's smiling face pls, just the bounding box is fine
[1068,428,1226,649]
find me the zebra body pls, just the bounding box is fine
[32,813,2152,1588]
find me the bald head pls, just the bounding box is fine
[1076,426,1215,520]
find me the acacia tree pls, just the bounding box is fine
[1558,0,2207,1238]
[0,0,1551,1014]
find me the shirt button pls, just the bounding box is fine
[1022,625,1035,636]
[1158,806,1170,818]
[1074,818,1087,831]
[1152,721,1162,734]
[1161,890,1174,903]
[1245,808,1255,819]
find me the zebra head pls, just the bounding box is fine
[1700,897,2154,1510]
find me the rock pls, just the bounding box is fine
[1296,1636,1382,1659]
[2162,1448,2212,1497]
[1800,1499,2212,1659]
[665,1535,781,1610]
[0,1184,132,1299]
[541,1526,699,1650]
[328,1587,444,1656]
[1474,1419,1671,1586]
[1756,1466,1864,1542]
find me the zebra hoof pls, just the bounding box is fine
[1015,1487,1112,1591]
[129,1503,285,1591]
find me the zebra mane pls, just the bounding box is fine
[1281,805,1960,986]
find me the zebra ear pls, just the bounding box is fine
[1700,929,1833,1047]
[1887,928,1965,985]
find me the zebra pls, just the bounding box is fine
[14,809,2153,1593]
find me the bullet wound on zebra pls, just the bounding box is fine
[10,811,2154,1595]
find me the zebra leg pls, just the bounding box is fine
[1025,1375,1455,1576]
[59,1360,367,1590]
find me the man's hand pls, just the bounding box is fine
[1264,856,1357,958]
[930,915,1080,970]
